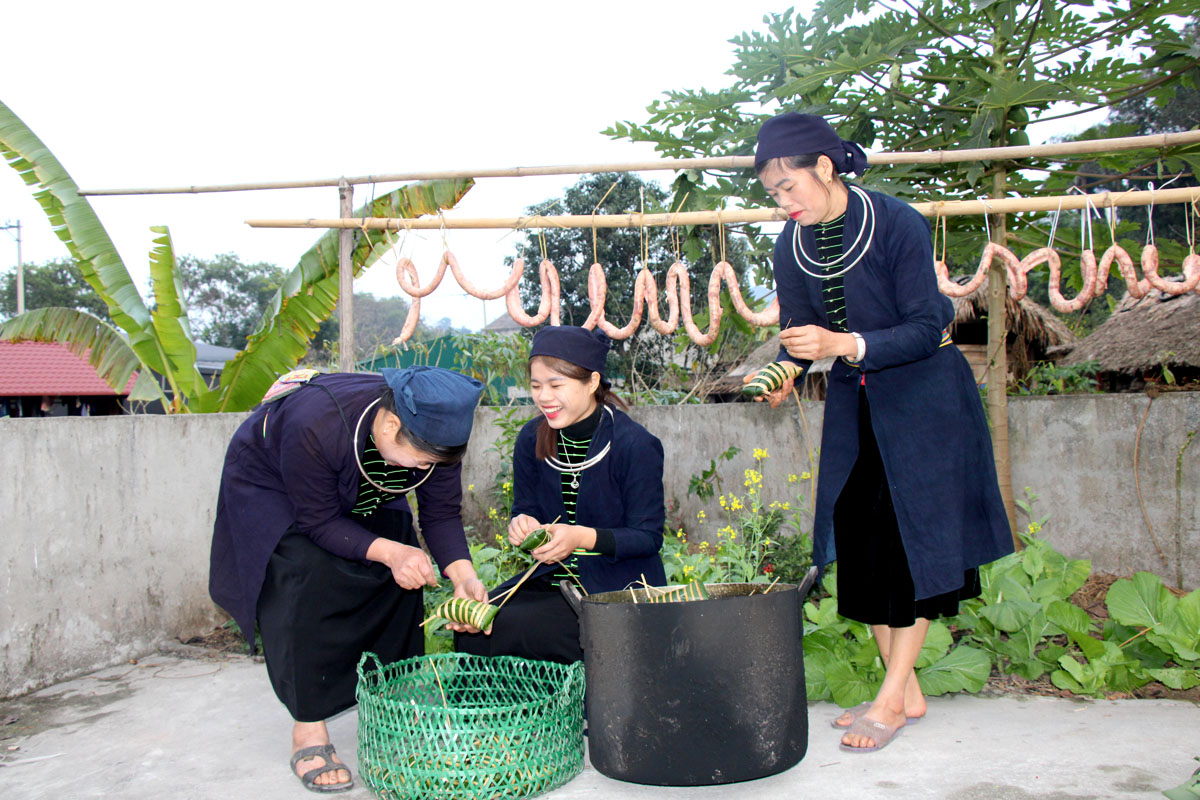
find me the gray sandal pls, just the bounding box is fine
[830,701,922,729]
[290,743,354,794]
[838,716,905,753]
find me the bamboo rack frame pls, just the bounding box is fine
[246,186,1200,230]
[78,130,1200,196]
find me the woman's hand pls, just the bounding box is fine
[743,370,796,409]
[508,514,542,547]
[444,559,490,634]
[531,524,596,564]
[366,538,438,590]
[779,325,857,362]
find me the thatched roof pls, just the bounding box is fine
[946,275,1076,349]
[1063,278,1200,374]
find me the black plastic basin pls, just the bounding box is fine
[563,568,815,786]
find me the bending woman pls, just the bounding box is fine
[456,326,666,663]
[748,113,1012,753]
[209,366,486,793]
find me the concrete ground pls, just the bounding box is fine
[1,647,1196,800]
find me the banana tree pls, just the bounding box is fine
[0,99,472,412]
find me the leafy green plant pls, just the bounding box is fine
[452,331,531,406]
[687,445,739,501]
[1013,360,1102,396]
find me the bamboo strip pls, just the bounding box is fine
[79,131,1200,196]
[245,186,1200,231]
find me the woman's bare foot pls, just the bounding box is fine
[840,701,907,749]
[292,720,351,789]
[833,673,927,727]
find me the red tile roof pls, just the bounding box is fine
[0,341,139,396]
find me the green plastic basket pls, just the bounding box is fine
[356,652,585,800]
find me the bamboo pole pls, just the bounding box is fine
[78,131,1200,196]
[337,179,355,373]
[987,170,1018,540]
[245,186,1200,231]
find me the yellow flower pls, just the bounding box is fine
[719,495,728,509]
[781,501,791,511]
[683,564,695,575]
[697,510,707,521]
[729,531,737,541]
[748,487,757,496]
[787,473,799,483]
[502,481,512,492]
[699,541,710,552]
[1028,521,1043,534]
[801,471,812,480]
[720,525,735,538]
[467,483,475,492]
[730,497,744,511]
[753,447,769,461]
[487,508,499,520]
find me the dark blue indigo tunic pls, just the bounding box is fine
[208,373,471,641]
[774,186,1013,600]
[505,406,667,593]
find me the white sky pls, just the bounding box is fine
[1,1,1109,332]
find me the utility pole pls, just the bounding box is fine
[1,220,21,314]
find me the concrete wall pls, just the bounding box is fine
[1,414,245,698]
[2,394,1197,698]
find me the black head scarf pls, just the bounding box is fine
[754,113,869,176]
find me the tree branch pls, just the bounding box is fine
[1012,2,1044,70]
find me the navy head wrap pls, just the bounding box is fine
[754,113,869,176]
[380,366,484,447]
[530,326,611,377]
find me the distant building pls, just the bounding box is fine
[0,340,241,416]
[0,341,136,417]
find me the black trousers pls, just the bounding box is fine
[256,509,424,722]
[833,393,981,628]
[454,576,584,664]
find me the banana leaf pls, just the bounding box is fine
[207,177,474,412]
[0,100,169,378]
[146,226,209,410]
[0,307,167,404]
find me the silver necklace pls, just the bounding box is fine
[792,185,876,280]
[545,405,614,489]
[352,398,434,495]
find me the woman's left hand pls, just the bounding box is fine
[779,325,857,361]
[531,524,596,565]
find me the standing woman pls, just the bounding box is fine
[456,326,666,663]
[209,366,487,793]
[748,114,1012,753]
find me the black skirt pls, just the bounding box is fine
[833,393,981,628]
[454,575,583,664]
[256,509,424,722]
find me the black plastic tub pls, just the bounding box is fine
[562,568,816,786]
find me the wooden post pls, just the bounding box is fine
[987,170,1018,542]
[338,179,355,373]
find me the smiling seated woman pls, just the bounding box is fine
[456,326,666,664]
